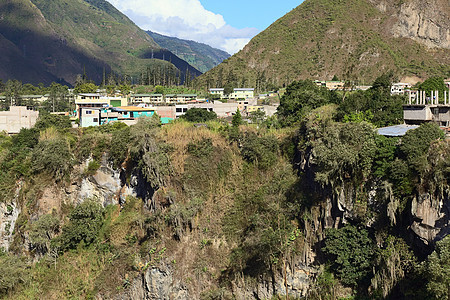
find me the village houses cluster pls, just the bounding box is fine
[1,80,450,134]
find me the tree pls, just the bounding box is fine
[232,109,242,127]
[323,225,375,287]
[224,83,234,96]
[0,251,29,296]
[418,77,447,98]
[421,235,450,299]
[44,83,70,112]
[277,80,337,127]
[74,82,98,94]
[31,134,73,181]
[399,122,444,173]
[181,108,217,123]
[28,214,60,254]
[154,85,164,94]
[52,200,104,252]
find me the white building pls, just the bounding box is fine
[391,83,411,95]
[0,106,39,134]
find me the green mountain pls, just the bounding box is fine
[0,0,201,86]
[197,0,449,89]
[147,30,230,73]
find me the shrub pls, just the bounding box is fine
[181,108,217,123]
[52,200,104,252]
[323,225,375,287]
[241,133,278,170]
[421,235,450,299]
[0,252,29,296]
[35,114,72,131]
[28,214,60,254]
[31,136,73,180]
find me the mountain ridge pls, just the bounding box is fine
[0,0,201,86]
[147,30,230,73]
[196,0,449,90]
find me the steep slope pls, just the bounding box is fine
[197,0,449,89]
[0,0,201,86]
[147,30,230,73]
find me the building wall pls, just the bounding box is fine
[0,106,39,134]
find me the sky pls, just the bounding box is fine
[107,0,301,55]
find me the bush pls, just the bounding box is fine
[28,214,60,254]
[35,114,72,131]
[0,252,29,296]
[52,200,104,252]
[323,225,375,287]
[181,108,217,123]
[241,133,279,170]
[31,136,73,180]
[421,235,450,299]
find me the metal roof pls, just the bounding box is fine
[377,124,419,137]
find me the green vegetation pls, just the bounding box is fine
[323,225,374,287]
[0,76,448,300]
[181,108,217,123]
[195,0,449,91]
[147,30,230,73]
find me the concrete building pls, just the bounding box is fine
[79,106,156,127]
[209,88,255,100]
[165,94,197,104]
[0,106,39,134]
[131,94,163,104]
[75,93,128,119]
[391,83,411,95]
[403,90,450,127]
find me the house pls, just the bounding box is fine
[0,106,39,134]
[209,88,225,98]
[325,81,345,91]
[209,88,255,100]
[131,94,163,104]
[391,83,411,95]
[75,93,128,118]
[79,106,156,127]
[377,124,420,137]
[153,106,176,124]
[165,94,197,104]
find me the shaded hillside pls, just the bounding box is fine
[147,31,230,73]
[0,0,201,86]
[196,0,450,90]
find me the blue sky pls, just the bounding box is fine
[202,1,300,31]
[107,0,303,54]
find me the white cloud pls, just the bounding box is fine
[107,0,259,54]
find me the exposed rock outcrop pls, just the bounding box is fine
[392,0,450,49]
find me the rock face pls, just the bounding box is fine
[411,190,450,246]
[389,0,450,49]
[115,262,317,300]
[0,200,20,251]
[115,265,189,300]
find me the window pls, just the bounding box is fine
[86,110,92,115]
[183,108,188,112]
[176,108,182,112]
[93,118,98,122]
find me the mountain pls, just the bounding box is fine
[147,30,230,73]
[0,0,201,86]
[197,0,450,89]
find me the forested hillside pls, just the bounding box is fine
[0,0,201,86]
[147,31,230,73]
[0,75,448,299]
[196,0,450,91]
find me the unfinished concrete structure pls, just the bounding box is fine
[0,106,39,134]
[404,90,450,127]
